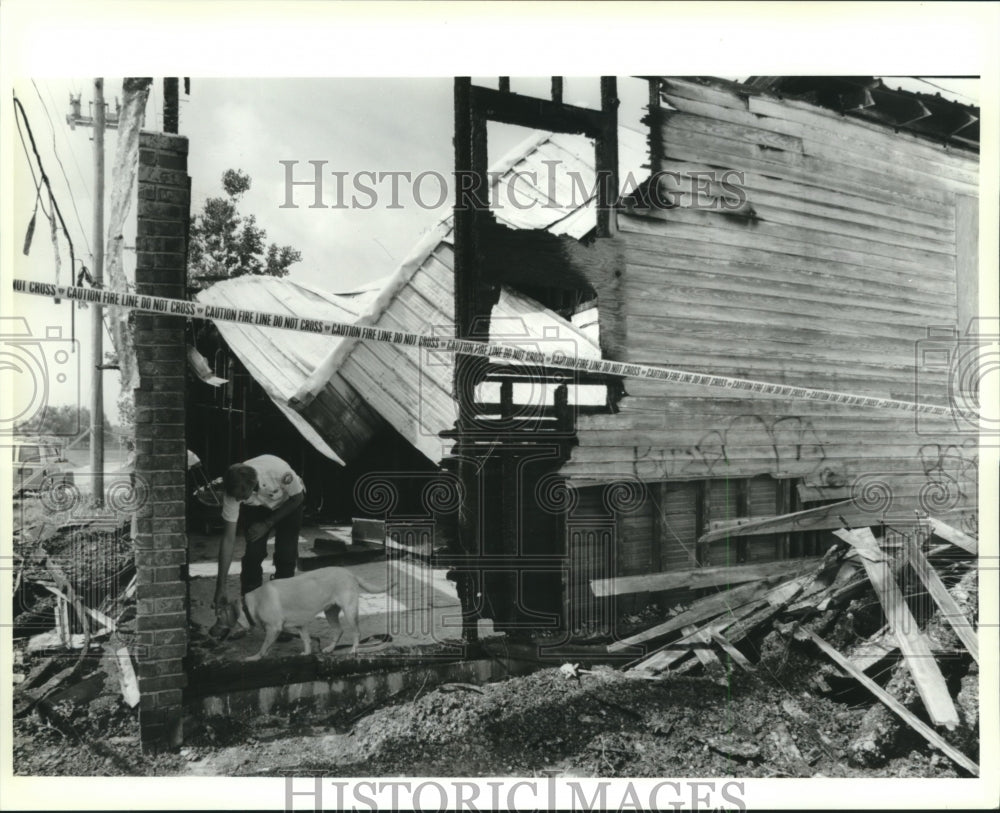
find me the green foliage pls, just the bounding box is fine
[188,169,302,289]
[15,405,113,438]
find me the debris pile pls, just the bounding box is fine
[13,511,140,750]
[611,520,979,776]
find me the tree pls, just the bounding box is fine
[15,405,113,438]
[187,169,302,289]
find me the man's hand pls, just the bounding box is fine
[246,521,271,545]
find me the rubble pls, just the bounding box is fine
[12,515,979,779]
[610,521,979,776]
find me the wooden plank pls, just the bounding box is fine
[471,84,605,138]
[663,105,978,190]
[699,500,843,543]
[683,624,726,680]
[745,92,979,174]
[621,316,927,366]
[833,528,959,728]
[904,537,978,663]
[623,248,953,316]
[608,577,775,653]
[710,631,756,672]
[591,555,823,597]
[698,501,966,544]
[629,605,763,673]
[656,166,956,243]
[955,194,979,335]
[626,200,955,275]
[657,134,957,213]
[115,646,140,707]
[41,584,116,632]
[804,629,978,775]
[926,518,978,555]
[619,224,957,300]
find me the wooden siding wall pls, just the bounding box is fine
[562,79,979,532]
[560,79,979,605]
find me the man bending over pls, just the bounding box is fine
[213,454,305,630]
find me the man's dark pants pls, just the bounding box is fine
[239,502,304,595]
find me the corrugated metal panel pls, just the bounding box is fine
[195,276,381,464]
[196,126,643,465]
[289,129,639,463]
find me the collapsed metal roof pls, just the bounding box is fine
[194,127,650,465]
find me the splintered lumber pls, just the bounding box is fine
[630,612,758,673]
[833,528,959,729]
[925,518,977,555]
[41,584,117,633]
[683,624,726,680]
[803,629,978,776]
[710,631,756,672]
[698,502,976,546]
[590,556,822,598]
[698,499,854,544]
[608,578,775,653]
[27,630,103,654]
[904,537,978,663]
[664,571,815,676]
[115,646,140,707]
[13,664,77,717]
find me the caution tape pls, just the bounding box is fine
[13,278,975,419]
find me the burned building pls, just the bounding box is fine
[443,77,980,638]
[188,76,979,642]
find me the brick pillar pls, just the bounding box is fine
[133,132,190,750]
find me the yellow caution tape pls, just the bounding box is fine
[13,278,976,420]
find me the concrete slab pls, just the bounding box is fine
[187,533,469,667]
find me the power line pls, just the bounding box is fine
[913,77,978,105]
[44,80,90,194]
[12,94,77,279]
[31,79,92,258]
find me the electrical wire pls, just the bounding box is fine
[913,77,978,105]
[43,80,91,195]
[32,79,92,258]
[13,94,77,292]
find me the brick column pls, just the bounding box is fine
[133,132,190,750]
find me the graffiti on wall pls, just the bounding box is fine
[632,414,829,479]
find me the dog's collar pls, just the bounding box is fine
[241,593,256,627]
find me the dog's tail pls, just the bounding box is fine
[355,576,388,594]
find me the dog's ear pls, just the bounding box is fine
[232,598,251,629]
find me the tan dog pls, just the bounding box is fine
[232,566,386,661]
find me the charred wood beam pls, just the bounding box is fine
[453,77,494,644]
[551,77,563,104]
[480,219,623,290]
[596,77,619,238]
[470,84,605,138]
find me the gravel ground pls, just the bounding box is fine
[13,657,965,779]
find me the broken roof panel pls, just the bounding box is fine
[291,223,602,463]
[198,126,646,465]
[290,127,650,462]
[193,276,387,465]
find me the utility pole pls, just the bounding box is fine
[68,80,113,504]
[91,78,106,505]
